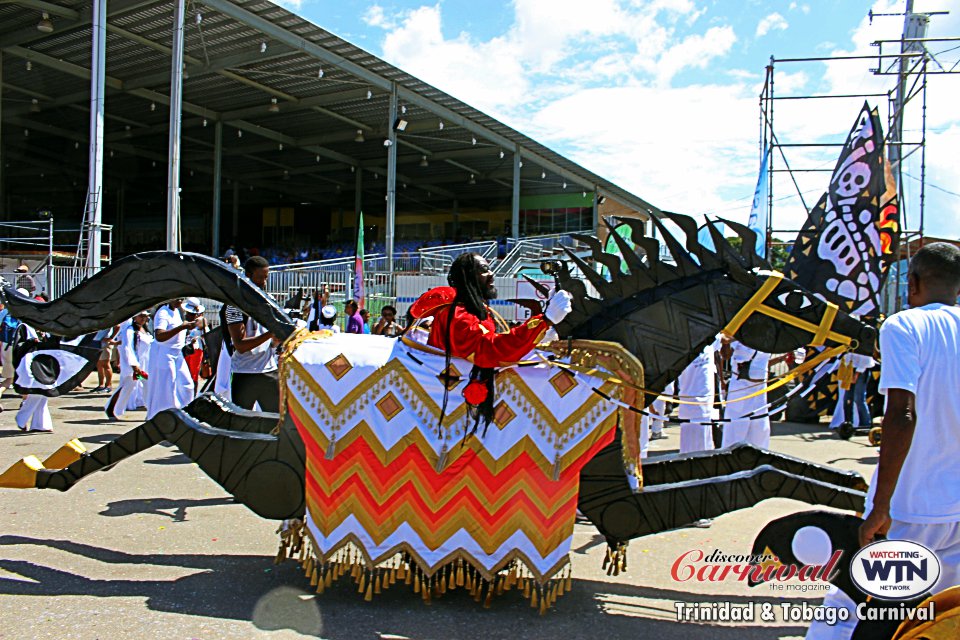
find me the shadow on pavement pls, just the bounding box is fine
[99,497,235,521]
[0,536,809,639]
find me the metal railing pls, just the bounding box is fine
[493,240,547,277]
[418,240,498,274]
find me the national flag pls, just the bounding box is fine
[747,149,770,259]
[353,210,365,309]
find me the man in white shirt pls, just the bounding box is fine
[860,243,960,584]
[224,256,279,412]
[145,299,197,420]
[807,242,960,640]
[721,337,772,449]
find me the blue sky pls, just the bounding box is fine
[280,0,960,239]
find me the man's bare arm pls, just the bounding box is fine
[858,388,917,546]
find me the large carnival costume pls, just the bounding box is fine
[0,219,881,611]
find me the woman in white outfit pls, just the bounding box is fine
[15,323,53,432]
[721,339,772,448]
[145,299,197,420]
[105,311,149,419]
[130,321,153,409]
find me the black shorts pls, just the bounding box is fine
[231,370,280,413]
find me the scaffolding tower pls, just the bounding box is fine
[758,2,959,313]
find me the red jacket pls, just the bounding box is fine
[426,303,547,368]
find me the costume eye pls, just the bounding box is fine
[791,526,833,566]
[16,349,89,391]
[778,290,813,311]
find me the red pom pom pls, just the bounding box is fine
[463,380,488,405]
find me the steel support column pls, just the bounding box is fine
[0,51,4,219]
[212,120,223,256]
[231,180,239,237]
[385,83,398,272]
[85,0,107,272]
[511,145,521,238]
[165,0,186,251]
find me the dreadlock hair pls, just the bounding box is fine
[440,252,497,440]
[448,252,489,321]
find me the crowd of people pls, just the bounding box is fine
[0,253,415,431]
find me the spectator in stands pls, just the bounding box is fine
[373,306,402,337]
[345,300,364,334]
[15,265,36,296]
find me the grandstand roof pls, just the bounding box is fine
[0,0,658,247]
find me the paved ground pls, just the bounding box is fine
[0,386,879,640]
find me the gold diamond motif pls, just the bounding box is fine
[493,401,516,429]
[325,354,353,380]
[376,392,403,421]
[549,370,577,397]
[436,363,462,391]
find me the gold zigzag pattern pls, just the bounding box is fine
[287,353,619,438]
[289,395,618,478]
[303,454,577,516]
[305,493,577,557]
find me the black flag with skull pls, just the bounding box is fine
[785,102,900,319]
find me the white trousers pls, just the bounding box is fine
[722,376,770,448]
[145,349,194,420]
[106,371,137,418]
[214,344,232,401]
[829,388,848,428]
[677,357,715,455]
[16,395,52,431]
[128,379,146,410]
[680,423,713,454]
[805,519,960,639]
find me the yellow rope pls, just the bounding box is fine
[531,343,848,407]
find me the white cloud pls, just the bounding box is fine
[362,0,960,238]
[528,83,760,219]
[788,2,811,14]
[755,13,789,38]
[273,0,303,11]
[362,5,389,29]
[378,6,528,117]
[653,26,737,86]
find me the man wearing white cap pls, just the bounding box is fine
[145,298,197,419]
[223,256,279,412]
[105,310,150,420]
[318,305,340,332]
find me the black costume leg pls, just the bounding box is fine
[28,398,305,521]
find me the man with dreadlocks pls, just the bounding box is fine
[410,252,573,429]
